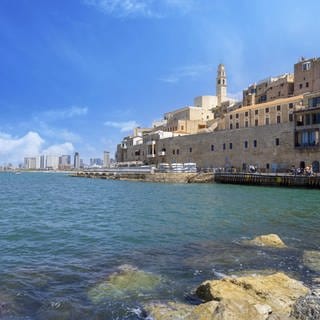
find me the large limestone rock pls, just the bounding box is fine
[196,272,308,319]
[88,264,162,303]
[246,234,287,248]
[145,272,309,320]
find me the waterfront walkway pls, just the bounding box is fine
[214,172,320,188]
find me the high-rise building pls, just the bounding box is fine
[46,155,59,170]
[103,151,110,168]
[74,152,80,169]
[24,157,37,169]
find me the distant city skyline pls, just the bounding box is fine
[1,0,320,164]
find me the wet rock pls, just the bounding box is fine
[196,272,308,319]
[246,234,287,248]
[291,288,320,320]
[303,250,320,272]
[88,264,162,303]
[144,301,195,319]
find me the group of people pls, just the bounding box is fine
[290,165,313,176]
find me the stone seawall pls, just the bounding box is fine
[71,171,214,184]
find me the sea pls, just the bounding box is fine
[1,172,319,319]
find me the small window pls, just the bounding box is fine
[236,122,239,129]
[302,61,311,71]
[177,149,180,155]
[299,84,303,89]
[253,140,257,148]
[245,111,248,117]
[275,138,280,146]
[289,113,293,122]
[255,119,258,126]
[229,143,233,149]
[266,117,270,125]
[244,141,248,149]
[181,125,184,130]
[230,115,233,120]
[211,144,214,151]
[306,82,309,88]
[265,108,269,113]
[245,121,249,127]
[189,147,192,153]
[266,163,270,169]
[277,115,281,123]
[173,150,175,155]
[255,110,258,115]
[236,113,239,119]
[289,103,293,109]
[223,143,226,150]
[230,123,233,130]
[277,105,281,111]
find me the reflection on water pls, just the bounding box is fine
[0,173,319,319]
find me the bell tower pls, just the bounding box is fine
[216,64,227,106]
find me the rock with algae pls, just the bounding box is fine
[245,234,287,248]
[88,264,162,303]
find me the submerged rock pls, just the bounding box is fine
[88,264,162,303]
[246,234,287,248]
[303,250,320,272]
[291,288,320,320]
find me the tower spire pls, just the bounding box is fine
[216,64,227,106]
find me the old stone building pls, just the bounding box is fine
[116,58,320,173]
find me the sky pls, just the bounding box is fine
[1,0,320,165]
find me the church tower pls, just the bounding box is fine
[216,64,227,106]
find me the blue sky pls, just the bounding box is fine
[1,0,320,164]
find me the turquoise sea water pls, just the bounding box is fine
[1,172,320,319]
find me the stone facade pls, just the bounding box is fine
[116,58,320,172]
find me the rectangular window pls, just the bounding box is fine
[230,123,233,130]
[223,143,226,150]
[289,113,293,122]
[265,107,269,113]
[306,82,309,88]
[230,115,233,120]
[236,122,239,129]
[244,141,248,149]
[245,111,248,117]
[236,113,239,119]
[299,83,303,89]
[211,144,214,151]
[289,103,293,109]
[277,115,281,123]
[229,143,233,149]
[245,121,249,127]
[275,138,280,146]
[253,140,257,148]
[177,149,179,155]
[189,147,192,153]
[265,117,270,125]
[277,105,281,111]
[173,150,175,155]
[302,61,311,71]
[181,125,184,130]
[255,110,258,115]
[255,119,258,126]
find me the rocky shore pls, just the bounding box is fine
[71,171,214,183]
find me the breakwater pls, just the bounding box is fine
[214,172,320,188]
[71,171,214,183]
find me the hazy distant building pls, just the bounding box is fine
[46,155,59,170]
[24,157,37,169]
[74,152,80,169]
[90,158,103,167]
[59,155,71,170]
[103,151,110,168]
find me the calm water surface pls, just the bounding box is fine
[0,172,319,319]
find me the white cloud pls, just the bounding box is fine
[0,131,44,164]
[42,142,75,156]
[104,120,139,132]
[83,0,195,18]
[159,64,214,83]
[41,106,88,121]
